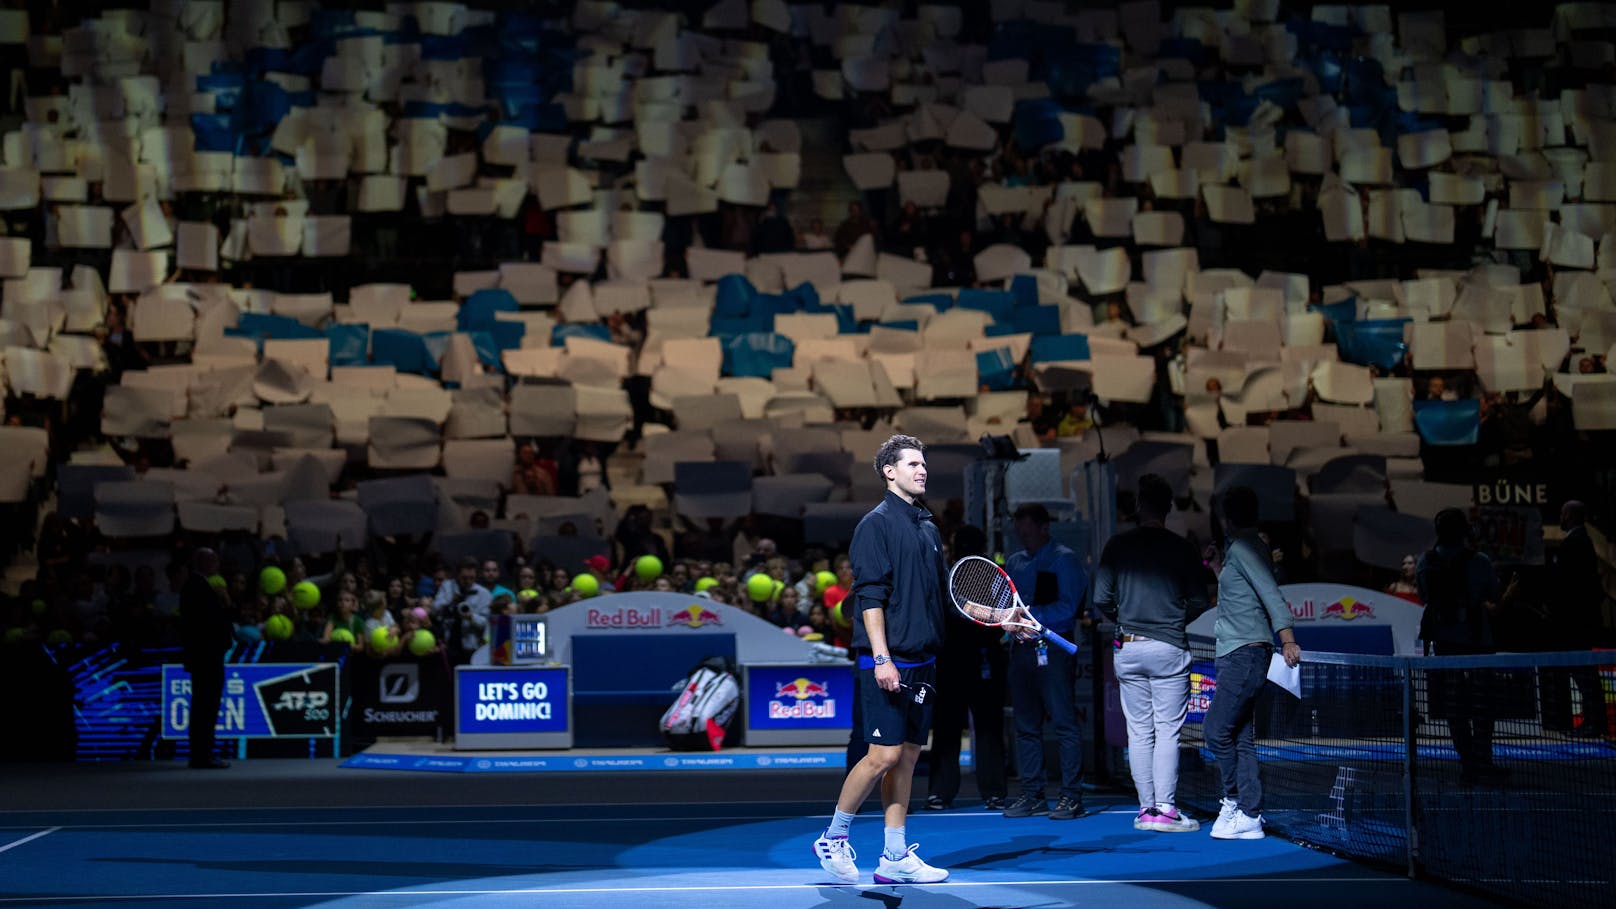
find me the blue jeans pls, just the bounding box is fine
[1204,644,1269,816]
[1008,639,1083,800]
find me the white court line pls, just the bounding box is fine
[0,877,1399,903]
[0,810,1140,832]
[0,798,1077,816]
[0,827,60,855]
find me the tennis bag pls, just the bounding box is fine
[660,656,740,751]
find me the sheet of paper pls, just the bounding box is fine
[1267,652,1301,699]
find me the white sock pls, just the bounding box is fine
[826,809,855,839]
[1157,803,1176,814]
[884,826,906,859]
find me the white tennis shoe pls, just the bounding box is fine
[813,832,859,883]
[1212,810,1266,840]
[1210,798,1241,837]
[873,844,949,884]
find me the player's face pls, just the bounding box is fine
[885,448,928,501]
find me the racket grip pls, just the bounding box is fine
[1042,629,1078,655]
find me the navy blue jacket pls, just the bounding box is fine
[849,491,947,661]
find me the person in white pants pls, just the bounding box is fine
[1091,474,1212,832]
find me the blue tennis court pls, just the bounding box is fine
[0,760,1506,908]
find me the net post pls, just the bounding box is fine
[1400,657,1417,880]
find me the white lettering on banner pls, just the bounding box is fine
[474,701,553,721]
[768,699,838,719]
[221,697,246,731]
[362,708,439,723]
[169,678,191,695]
[478,682,520,701]
[170,697,188,730]
[226,678,245,696]
[1475,480,1548,506]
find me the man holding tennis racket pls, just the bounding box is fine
[813,434,950,885]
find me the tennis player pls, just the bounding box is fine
[813,435,949,884]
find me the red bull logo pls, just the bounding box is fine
[769,677,837,719]
[667,604,723,628]
[1319,598,1376,621]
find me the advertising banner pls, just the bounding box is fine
[348,656,450,741]
[161,663,339,739]
[744,663,854,746]
[454,665,572,749]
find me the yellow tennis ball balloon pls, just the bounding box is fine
[329,628,356,647]
[264,614,293,640]
[694,576,718,592]
[634,555,663,581]
[291,581,320,610]
[370,626,399,653]
[571,573,599,597]
[832,599,853,628]
[259,567,286,595]
[815,570,836,593]
[408,629,436,656]
[747,573,776,602]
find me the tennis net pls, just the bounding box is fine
[1172,648,1616,906]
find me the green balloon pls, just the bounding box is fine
[208,574,227,590]
[746,573,776,602]
[694,576,718,592]
[370,626,399,653]
[330,628,356,646]
[815,570,837,593]
[3,627,25,644]
[571,574,599,597]
[46,629,71,646]
[260,566,287,595]
[291,581,320,610]
[264,614,293,640]
[30,599,46,615]
[634,555,663,581]
[408,629,437,656]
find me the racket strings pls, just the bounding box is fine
[951,561,1018,625]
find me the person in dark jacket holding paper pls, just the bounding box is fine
[812,434,949,885]
[180,548,234,769]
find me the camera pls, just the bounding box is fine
[458,602,474,616]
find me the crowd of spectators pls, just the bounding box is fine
[1,1,1613,662]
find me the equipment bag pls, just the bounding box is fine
[660,656,740,751]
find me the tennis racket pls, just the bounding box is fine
[947,555,1077,654]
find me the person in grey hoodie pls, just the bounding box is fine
[1204,486,1302,841]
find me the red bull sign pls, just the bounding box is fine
[1189,584,1427,655]
[1187,663,1217,723]
[746,664,855,740]
[1318,597,1377,622]
[769,677,836,719]
[667,604,724,629]
[585,604,729,630]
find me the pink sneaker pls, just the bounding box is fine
[1141,806,1200,833]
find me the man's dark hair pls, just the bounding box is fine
[1434,508,1469,546]
[1012,502,1051,525]
[1137,474,1173,519]
[1221,486,1260,531]
[458,556,480,572]
[873,433,924,480]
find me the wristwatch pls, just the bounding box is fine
[872,654,891,666]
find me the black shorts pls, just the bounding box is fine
[858,662,936,746]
